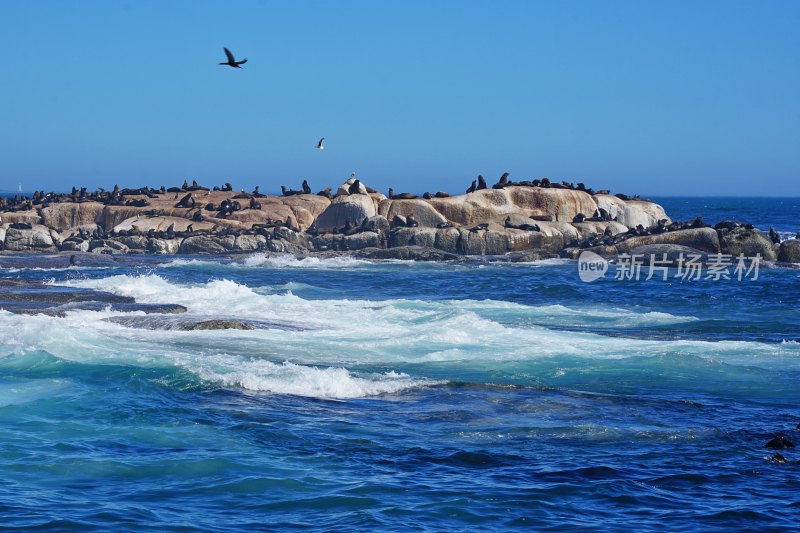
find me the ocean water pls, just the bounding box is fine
[2,198,800,531]
[655,197,800,240]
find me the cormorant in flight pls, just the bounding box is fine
[219,48,247,68]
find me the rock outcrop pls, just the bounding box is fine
[0,180,780,261]
[717,227,778,261]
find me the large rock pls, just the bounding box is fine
[457,229,509,255]
[114,216,214,233]
[428,186,599,226]
[362,215,390,234]
[778,240,800,264]
[280,194,331,231]
[336,178,368,196]
[272,227,312,249]
[310,231,381,251]
[593,194,670,228]
[232,234,267,252]
[434,227,461,253]
[40,202,103,230]
[573,221,628,239]
[379,199,448,228]
[0,210,42,226]
[389,227,436,248]
[178,235,235,254]
[60,239,90,252]
[616,227,720,254]
[3,225,57,252]
[116,235,150,251]
[314,194,377,232]
[148,238,182,254]
[718,227,778,260]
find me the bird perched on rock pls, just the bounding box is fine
[219,47,247,68]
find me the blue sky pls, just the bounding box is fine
[1,0,798,195]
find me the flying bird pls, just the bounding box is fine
[316,137,325,150]
[219,48,247,68]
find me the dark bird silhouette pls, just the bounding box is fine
[316,137,325,150]
[219,48,247,68]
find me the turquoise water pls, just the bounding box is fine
[2,199,800,531]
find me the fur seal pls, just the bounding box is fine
[466,180,477,194]
[493,172,509,189]
[477,175,487,190]
[348,180,362,195]
[765,434,795,450]
[174,193,196,208]
[469,223,489,233]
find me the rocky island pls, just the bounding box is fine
[1,177,798,263]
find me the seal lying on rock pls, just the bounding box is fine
[469,223,489,233]
[388,188,418,200]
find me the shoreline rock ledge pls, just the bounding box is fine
[0,180,795,262]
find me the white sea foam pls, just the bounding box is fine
[4,274,797,398]
[242,254,374,269]
[162,254,393,270]
[512,258,574,267]
[196,359,441,398]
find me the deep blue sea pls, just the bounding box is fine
[2,198,799,531]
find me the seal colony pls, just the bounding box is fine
[1,175,798,263]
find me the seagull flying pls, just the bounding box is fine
[219,48,247,68]
[316,137,325,150]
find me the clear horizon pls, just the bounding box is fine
[1,0,798,196]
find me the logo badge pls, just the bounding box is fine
[578,251,608,282]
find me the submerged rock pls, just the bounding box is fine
[355,245,461,261]
[0,278,186,316]
[105,316,304,331]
